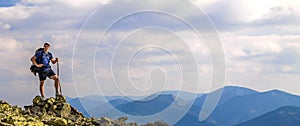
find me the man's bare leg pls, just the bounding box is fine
[40,80,45,98]
[51,75,60,96]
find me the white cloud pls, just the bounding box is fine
[21,0,110,8]
[279,65,293,73]
[286,42,300,53]
[50,33,76,50]
[21,0,50,4]
[0,0,109,33]
[57,0,111,8]
[0,37,19,53]
[192,0,300,35]
[0,21,11,30]
[221,31,300,95]
[221,33,284,58]
[0,4,39,20]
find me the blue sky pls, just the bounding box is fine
[0,0,299,106]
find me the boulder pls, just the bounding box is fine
[46,117,68,126]
[32,96,42,105]
[0,96,152,126]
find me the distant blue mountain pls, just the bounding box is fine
[236,106,300,126]
[65,96,72,102]
[67,90,198,117]
[175,86,259,126]
[95,86,259,125]
[85,98,131,117]
[66,97,90,117]
[71,95,132,102]
[105,96,133,101]
[109,99,131,107]
[116,94,175,116]
[158,90,201,101]
[66,96,108,117]
[67,97,103,110]
[207,89,300,126]
[67,86,300,126]
[193,86,258,109]
[86,94,182,120]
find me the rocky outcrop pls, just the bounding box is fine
[0,96,138,126]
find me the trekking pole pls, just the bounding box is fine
[57,59,62,95]
[57,60,59,76]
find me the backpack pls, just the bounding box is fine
[30,48,44,76]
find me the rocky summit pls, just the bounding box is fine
[0,96,138,126]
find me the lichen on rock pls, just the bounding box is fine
[0,96,139,126]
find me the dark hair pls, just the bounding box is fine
[44,42,50,46]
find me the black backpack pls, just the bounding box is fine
[30,48,44,76]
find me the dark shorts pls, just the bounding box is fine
[38,69,56,81]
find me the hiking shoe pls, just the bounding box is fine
[55,92,61,97]
[41,96,46,101]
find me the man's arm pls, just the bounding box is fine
[31,56,43,67]
[51,57,58,64]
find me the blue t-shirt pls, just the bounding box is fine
[35,51,53,69]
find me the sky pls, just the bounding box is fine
[0,0,299,106]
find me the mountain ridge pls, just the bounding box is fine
[236,106,300,126]
[65,86,300,125]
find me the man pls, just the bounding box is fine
[31,42,61,100]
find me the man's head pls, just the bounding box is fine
[44,42,50,52]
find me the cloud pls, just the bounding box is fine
[253,7,298,25]
[0,36,38,105]
[21,0,111,8]
[221,32,300,95]
[278,65,293,73]
[0,21,11,30]
[72,25,212,96]
[243,6,300,35]
[191,0,300,35]
[0,4,38,20]
[0,0,108,32]
[20,0,48,5]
